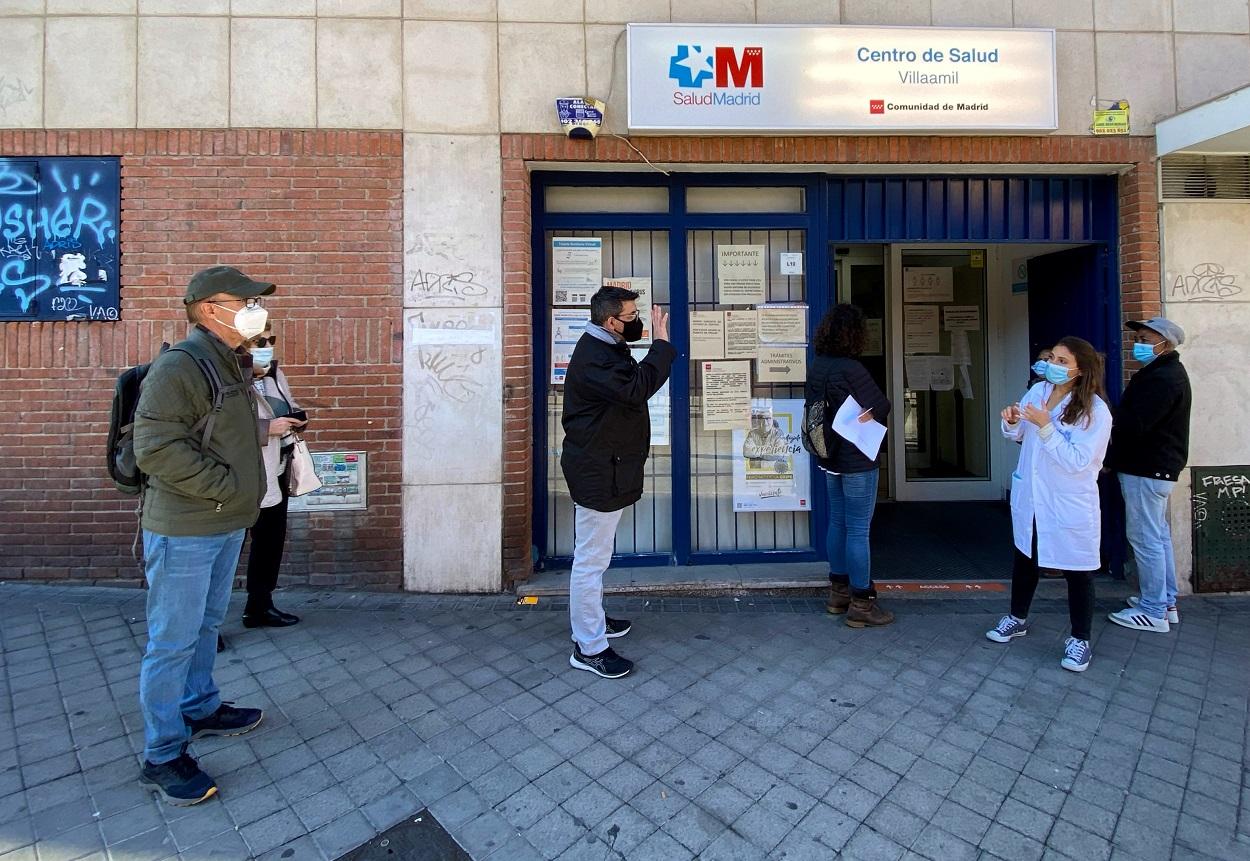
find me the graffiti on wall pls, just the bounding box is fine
[1170,262,1245,302]
[0,158,121,321]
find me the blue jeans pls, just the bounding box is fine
[1118,474,1178,620]
[139,529,244,764]
[825,470,880,592]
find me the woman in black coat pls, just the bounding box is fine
[806,304,893,627]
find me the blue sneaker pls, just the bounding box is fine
[986,615,1029,643]
[1061,637,1092,673]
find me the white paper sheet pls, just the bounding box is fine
[690,310,726,360]
[864,318,884,357]
[552,237,601,304]
[717,245,767,304]
[631,347,671,445]
[951,330,972,365]
[930,356,955,391]
[701,360,752,431]
[832,394,888,462]
[904,305,940,353]
[958,364,975,400]
[724,310,759,359]
[943,305,981,331]
[903,267,953,302]
[756,304,807,345]
[756,347,806,383]
[904,356,932,391]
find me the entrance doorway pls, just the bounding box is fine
[530,172,1121,578]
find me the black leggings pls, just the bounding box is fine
[1010,526,1096,641]
[245,474,289,612]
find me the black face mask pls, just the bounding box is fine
[620,317,645,342]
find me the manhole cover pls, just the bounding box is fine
[334,809,471,861]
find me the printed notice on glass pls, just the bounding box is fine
[929,355,955,392]
[701,361,752,431]
[864,318,884,357]
[757,304,807,345]
[904,305,940,353]
[631,347,671,446]
[552,237,602,305]
[716,245,767,304]
[732,399,811,513]
[943,305,980,331]
[903,267,954,303]
[757,347,806,383]
[603,276,652,344]
[690,310,726,360]
[724,310,759,359]
[905,356,932,391]
[550,309,587,384]
[958,365,975,400]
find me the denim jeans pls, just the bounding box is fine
[570,505,624,656]
[825,469,880,592]
[1119,473,1178,620]
[139,528,245,764]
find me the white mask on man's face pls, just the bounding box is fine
[211,302,269,340]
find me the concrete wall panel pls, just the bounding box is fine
[231,17,316,128]
[1173,0,1249,34]
[403,20,498,134]
[317,17,402,128]
[1096,32,1176,134]
[403,483,501,592]
[0,17,42,128]
[138,16,229,128]
[1175,34,1250,110]
[44,16,136,128]
[498,23,584,134]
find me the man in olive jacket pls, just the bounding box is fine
[132,266,274,805]
[561,286,673,679]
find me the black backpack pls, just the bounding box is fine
[801,380,849,461]
[106,341,236,495]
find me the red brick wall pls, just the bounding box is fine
[499,133,1161,584]
[0,130,405,589]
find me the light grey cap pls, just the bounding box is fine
[1127,316,1185,346]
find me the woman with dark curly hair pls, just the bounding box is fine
[806,304,893,627]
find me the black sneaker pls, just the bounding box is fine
[606,617,631,639]
[185,702,263,740]
[140,750,217,806]
[569,644,634,679]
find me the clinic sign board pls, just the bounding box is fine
[627,24,1057,133]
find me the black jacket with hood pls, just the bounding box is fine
[1106,350,1192,481]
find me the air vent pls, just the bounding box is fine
[1160,154,1250,201]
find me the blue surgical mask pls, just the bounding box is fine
[1044,361,1075,385]
[1132,342,1159,365]
[250,346,274,367]
[1030,360,1048,378]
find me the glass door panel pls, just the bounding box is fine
[687,229,812,552]
[544,229,673,557]
[892,248,991,501]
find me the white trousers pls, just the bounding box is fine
[570,504,623,656]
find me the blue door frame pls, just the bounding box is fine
[531,171,1121,571]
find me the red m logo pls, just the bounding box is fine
[714,47,763,88]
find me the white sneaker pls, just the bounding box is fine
[1108,607,1170,633]
[1128,596,1179,625]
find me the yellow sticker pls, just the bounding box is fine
[969,250,985,269]
[518,596,539,605]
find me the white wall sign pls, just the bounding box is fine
[628,24,1057,133]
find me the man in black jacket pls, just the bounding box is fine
[1106,317,1192,634]
[561,286,674,678]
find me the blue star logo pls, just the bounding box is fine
[669,45,713,88]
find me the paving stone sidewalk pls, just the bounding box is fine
[1,581,1248,861]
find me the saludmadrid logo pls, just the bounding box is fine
[669,44,763,106]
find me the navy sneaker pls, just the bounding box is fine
[570,644,634,679]
[986,615,1029,643]
[1061,637,1092,673]
[185,703,263,740]
[140,749,217,806]
[606,617,631,639]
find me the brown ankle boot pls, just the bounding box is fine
[826,581,851,615]
[845,596,894,628]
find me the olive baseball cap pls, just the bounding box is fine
[183,266,276,305]
[1126,316,1185,346]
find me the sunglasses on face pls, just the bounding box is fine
[253,335,277,347]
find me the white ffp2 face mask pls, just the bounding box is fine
[212,303,269,340]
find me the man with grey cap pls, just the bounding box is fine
[1106,317,1192,634]
[132,266,275,805]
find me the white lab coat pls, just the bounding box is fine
[1003,382,1113,571]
